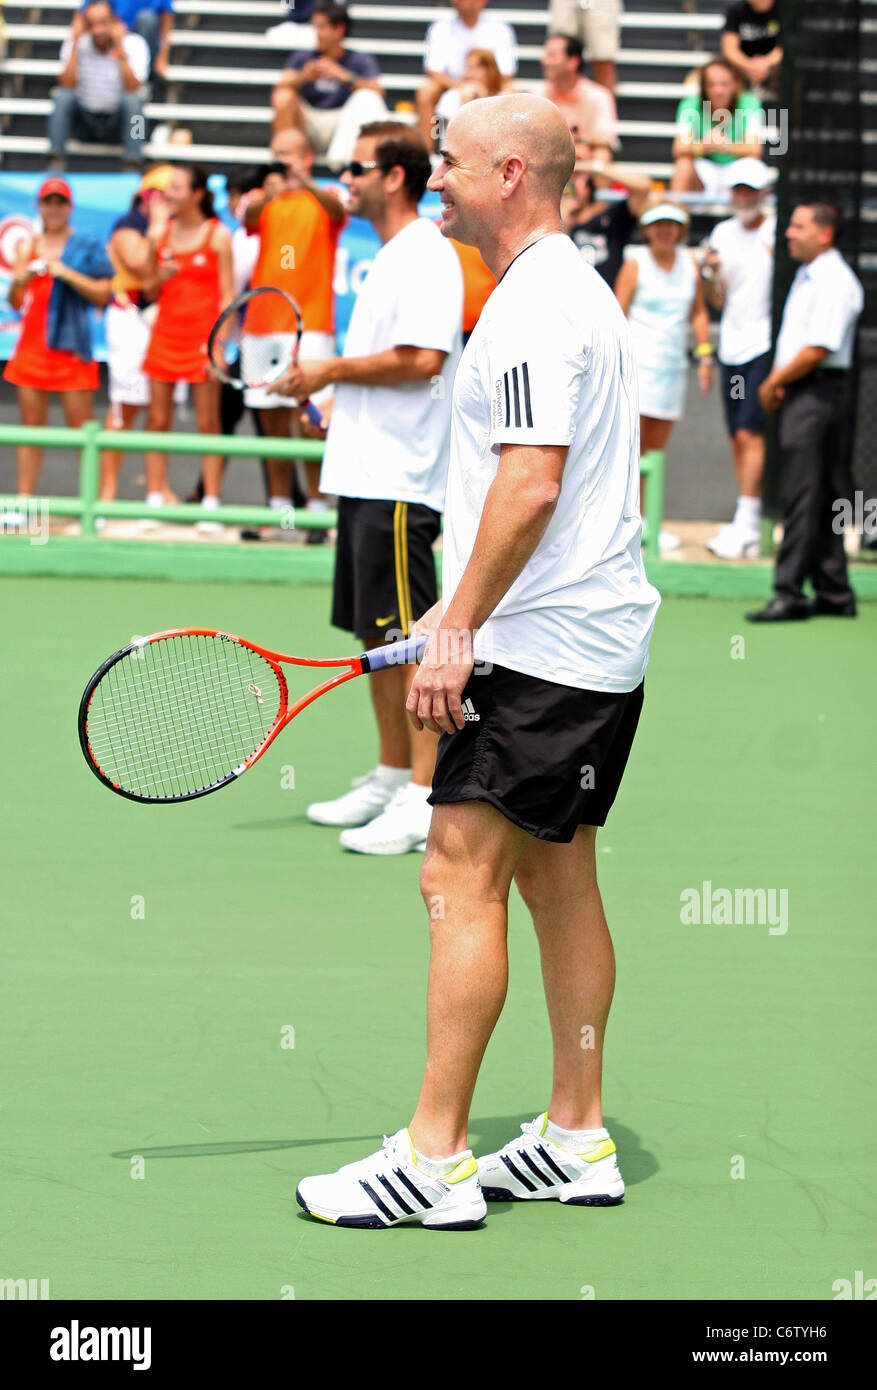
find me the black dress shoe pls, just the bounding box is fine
[745,597,811,623]
[806,595,857,617]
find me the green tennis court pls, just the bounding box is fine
[2,576,874,1301]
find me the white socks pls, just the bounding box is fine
[146,491,164,508]
[545,1119,610,1148]
[374,764,412,788]
[414,1146,471,1177]
[269,495,293,511]
[734,496,762,532]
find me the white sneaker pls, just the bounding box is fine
[306,768,407,828]
[477,1113,625,1206]
[706,523,760,560]
[296,1128,486,1230]
[338,783,431,855]
[659,529,681,552]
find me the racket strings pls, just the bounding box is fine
[85,635,283,800]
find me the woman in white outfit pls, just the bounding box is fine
[615,200,713,546]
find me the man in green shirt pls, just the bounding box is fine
[671,56,765,198]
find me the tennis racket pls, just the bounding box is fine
[206,286,325,428]
[78,628,426,804]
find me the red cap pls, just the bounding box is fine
[38,177,73,203]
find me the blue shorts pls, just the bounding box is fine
[720,351,772,437]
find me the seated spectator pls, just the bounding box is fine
[533,33,617,164]
[417,0,517,148]
[671,57,765,199]
[49,0,149,170]
[0,4,7,65]
[4,178,112,502]
[548,0,623,94]
[271,1,389,170]
[722,0,782,97]
[561,155,651,286]
[71,0,174,78]
[435,48,504,131]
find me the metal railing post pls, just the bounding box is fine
[79,419,101,538]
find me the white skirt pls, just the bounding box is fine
[637,362,687,422]
[105,302,185,407]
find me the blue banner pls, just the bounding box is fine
[0,172,442,361]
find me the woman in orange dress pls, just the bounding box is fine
[4,177,112,496]
[140,163,233,509]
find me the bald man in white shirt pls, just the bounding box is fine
[295,94,659,1232]
[748,202,864,622]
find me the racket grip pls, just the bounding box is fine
[302,399,325,429]
[361,633,427,673]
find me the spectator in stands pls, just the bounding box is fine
[701,157,775,559]
[71,0,174,78]
[0,4,7,66]
[671,57,765,199]
[273,122,463,856]
[417,1,517,148]
[434,48,504,132]
[450,237,496,346]
[534,33,617,164]
[242,129,345,537]
[561,155,651,286]
[722,0,782,98]
[50,1,149,171]
[548,0,623,94]
[271,1,389,169]
[140,163,233,512]
[99,163,186,504]
[615,200,713,551]
[748,203,864,623]
[3,178,112,502]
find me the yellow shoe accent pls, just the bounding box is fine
[308,1212,337,1224]
[580,1138,616,1163]
[445,1156,478,1183]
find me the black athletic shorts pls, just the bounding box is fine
[332,496,441,641]
[428,663,645,842]
[720,351,772,437]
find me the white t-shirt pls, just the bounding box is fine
[424,13,518,79]
[319,217,463,511]
[443,233,661,694]
[774,247,864,371]
[708,213,775,364]
[59,32,150,112]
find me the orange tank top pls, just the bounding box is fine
[153,217,221,343]
[246,190,342,336]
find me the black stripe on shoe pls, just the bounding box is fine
[392,1167,433,1209]
[500,1153,536,1192]
[534,1144,572,1183]
[377,1174,414,1216]
[519,1149,556,1187]
[359,1179,396,1223]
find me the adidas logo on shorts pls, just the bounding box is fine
[462,698,480,722]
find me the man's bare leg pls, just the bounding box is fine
[513,824,614,1130]
[409,801,529,1158]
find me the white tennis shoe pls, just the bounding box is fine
[338,783,432,855]
[306,768,408,828]
[296,1128,487,1230]
[477,1113,625,1205]
[706,523,760,560]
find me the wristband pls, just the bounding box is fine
[695,343,715,360]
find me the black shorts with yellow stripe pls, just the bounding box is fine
[331,496,441,643]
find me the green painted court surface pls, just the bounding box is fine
[2,577,875,1301]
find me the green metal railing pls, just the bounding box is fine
[0,422,666,556]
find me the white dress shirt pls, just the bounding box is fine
[774,247,864,371]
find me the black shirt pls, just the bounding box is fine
[568,199,636,288]
[723,1,782,58]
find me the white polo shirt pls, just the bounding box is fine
[774,247,864,371]
[423,13,518,79]
[59,33,150,112]
[708,212,776,365]
[443,233,661,694]
[319,217,463,511]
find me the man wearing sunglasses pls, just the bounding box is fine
[276,121,463,858]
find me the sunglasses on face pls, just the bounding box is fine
[342,160,384,178]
